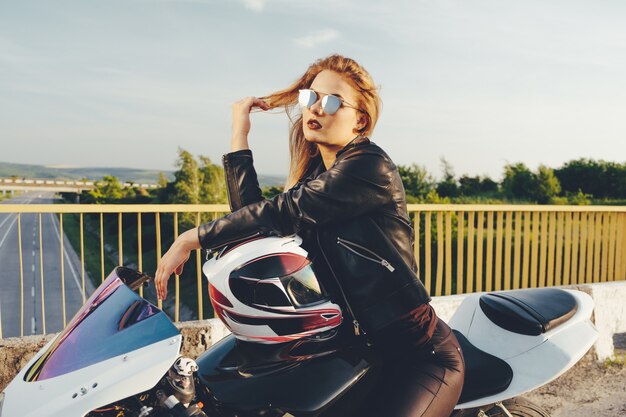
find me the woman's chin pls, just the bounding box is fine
[303,131,324,143]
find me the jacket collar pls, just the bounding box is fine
[299,135,370,182]
[335,135,370,158]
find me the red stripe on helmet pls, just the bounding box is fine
[209,283,233,307]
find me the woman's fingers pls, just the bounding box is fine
[231,97,270,140]
[250,97,270,110]
[155,242,192,300]
[154,229,199,301]
[154,264,169,301]
[233,96,269,113]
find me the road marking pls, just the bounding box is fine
[0,213,14,230]
[0,214,17,249]
[31,286,35,297]
[49,213,83,296]
[32,250,35,257]
[31,317,36,334]
[31,264,35,272]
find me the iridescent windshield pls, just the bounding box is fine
[25,267,179,381]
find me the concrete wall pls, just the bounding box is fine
[2,282,625,392]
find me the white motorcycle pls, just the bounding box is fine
[0,235,598,416]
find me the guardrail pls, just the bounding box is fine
[412,205,625,296]
[0,204,624,339]
[0,178,158,188]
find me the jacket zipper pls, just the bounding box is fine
[317,231,362,336]
[336,237,395,272]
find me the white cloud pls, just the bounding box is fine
[243,0,266,12]
[292,29,340,48]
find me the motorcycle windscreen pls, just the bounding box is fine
[24,268,179,382]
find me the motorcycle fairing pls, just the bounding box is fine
[1,268,182,417]
[196,333,382,416]
[450,288,598,409]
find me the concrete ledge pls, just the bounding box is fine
[2,282,625,393]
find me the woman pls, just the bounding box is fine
[155,54,464,417]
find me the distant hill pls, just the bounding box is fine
[0,161,285,188]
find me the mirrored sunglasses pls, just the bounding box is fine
[298,89,361,115]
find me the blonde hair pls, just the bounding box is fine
[261,54,381,190]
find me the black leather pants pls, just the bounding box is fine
[355,319,465,417]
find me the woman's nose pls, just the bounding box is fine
[309,98,324,115]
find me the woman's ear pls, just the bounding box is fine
[356,113,369,133]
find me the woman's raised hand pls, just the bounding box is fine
[154,228,201,300]
[231,97,270,151]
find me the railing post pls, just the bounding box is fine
[547,212,557,287]
[555,212,564,287]
[513,211,522,289]
[137,212,143,298]
[174,213,180,323]
[118,212,123,267]
[504,211,513,290]
[18,213,24,337]
[456,211,464,294]
[476,211,485,292]
[156,212,162,311]
[80,213,86,303]
[38,213,45,335]
[485,212,494,292]
[521,211,531,289]
[539,212,549,287]
[573,212,583,284]
[100,213,105,283]
[445,212,452,295]
[466,211,475,294]
[60,213,67,327]
[530,212,540,288]
[563,212,573,285]
[196,212,204,321]
[593,213,602,282]
[494,211,503,291]
[608,212,618,281]
[424,212,432,294]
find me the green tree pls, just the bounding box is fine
[458,175,481,196]
[198,156,227,204]
[262,186,284,199]
[568,189,592,205]
[85,175,124,203]
[534,165,561,204]
[436,157,459,198]
[555,158,626,199]
[171,149,200,205]
[501,163,536,200]
[480,177,499,193]
[157,172,169,189]
[398,163,435,199]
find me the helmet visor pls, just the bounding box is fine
[280,264,326,307]
[231,253,329,308]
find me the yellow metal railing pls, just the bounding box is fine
[0,204,229,339]
[0,204,624,339]
[410,205,626,296]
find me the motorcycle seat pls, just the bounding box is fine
[479,288,578,336]
[453,330,513,404]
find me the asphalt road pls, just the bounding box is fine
[0,191,94,338]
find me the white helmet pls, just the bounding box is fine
[203,235,342,344]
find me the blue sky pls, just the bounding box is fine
[1,0,625,181]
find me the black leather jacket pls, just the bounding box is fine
[198,135,431,335]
